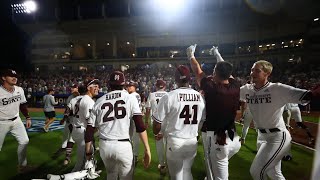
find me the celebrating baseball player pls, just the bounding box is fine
[69,79,100,172]
[0,69,33,173]
[193,45,320,179]
[55,84,80,165]
[84,71,151,180]
[126,80,142,165]
[145,79,168,175]
[187,45,241,180]
[153,65,206,180]
[42,88,58,132]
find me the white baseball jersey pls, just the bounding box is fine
[0,85,27,119]
[153,87,205,139]
[88,90,142,140]
[240,82,308,129]
[145,90,168,115]
[67,96,83,125]
[130,91,141,110]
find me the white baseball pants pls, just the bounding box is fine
[155,137,166,166]
[250,129,291,180]
[207,131,241,180]
[71,126,86,172]
[99,139,133,180]
[166,136,198,180]
[0,117,29,166]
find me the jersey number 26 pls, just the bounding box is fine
[101,100,127,122]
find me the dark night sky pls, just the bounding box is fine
[1,0,31,72]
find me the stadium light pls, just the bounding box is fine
[154,0,184,13]
[11,0,37,14]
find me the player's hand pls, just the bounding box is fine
[143,149,151,169]
[154,133,163,141]
[26,118,32,128]
[209,46,220,57]
[60,118,65,125]
[186,44,197,60]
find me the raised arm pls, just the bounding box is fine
[209,46,225,62]
[187,44,206,87]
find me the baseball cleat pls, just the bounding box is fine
[282,155,292,161]
[18,165,36,174]
[240,138,245,145]
[158,164,166,175]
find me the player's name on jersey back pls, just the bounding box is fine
[105,92,121,100]
[155,92,167,97]
[178,93,201,102]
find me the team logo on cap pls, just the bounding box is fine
[115,75,120,80]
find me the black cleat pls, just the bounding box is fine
[282,155,293,161]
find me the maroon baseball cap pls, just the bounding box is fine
[156,79,166,88]
[71,84,79,88]
[1,69,18,77]
[175,65,191,83]
[109,71,125,85]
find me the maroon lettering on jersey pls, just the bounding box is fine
[200,77,240,131]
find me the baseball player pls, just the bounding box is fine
[54,84,80,165]
[145,79,168,174]
[283,103,314,143]
[43,88,58,132]
[241,61,320,179]
[187,45,241,180]
[0,69,33,173]
[69,79,100,172]
[127,80,142,165]
[153,65,206,180]
[282,103,315,161]
[84,71,151,180]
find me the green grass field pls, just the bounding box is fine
[0,111,316,180]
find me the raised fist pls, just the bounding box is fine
[186,44,197,60]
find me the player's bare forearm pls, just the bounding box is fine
[190,57,206,87]
[85,141,93,160]
[139,130,151,168]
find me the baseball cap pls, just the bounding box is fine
[1,69,18,77]
[71,84,79,88]
[109,71,125,85]
[175,65,191,83]
[127,80,138,88]
[156,79,166,88]
[85,78,100,88]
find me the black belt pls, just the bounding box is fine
[76,126,82,128]
[8,117,17,121]
[259,128,281,133]
[100,138,130,142]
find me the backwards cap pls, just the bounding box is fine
[156,79,166,88]
[175,65,191,83]
[109,71,125,85]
